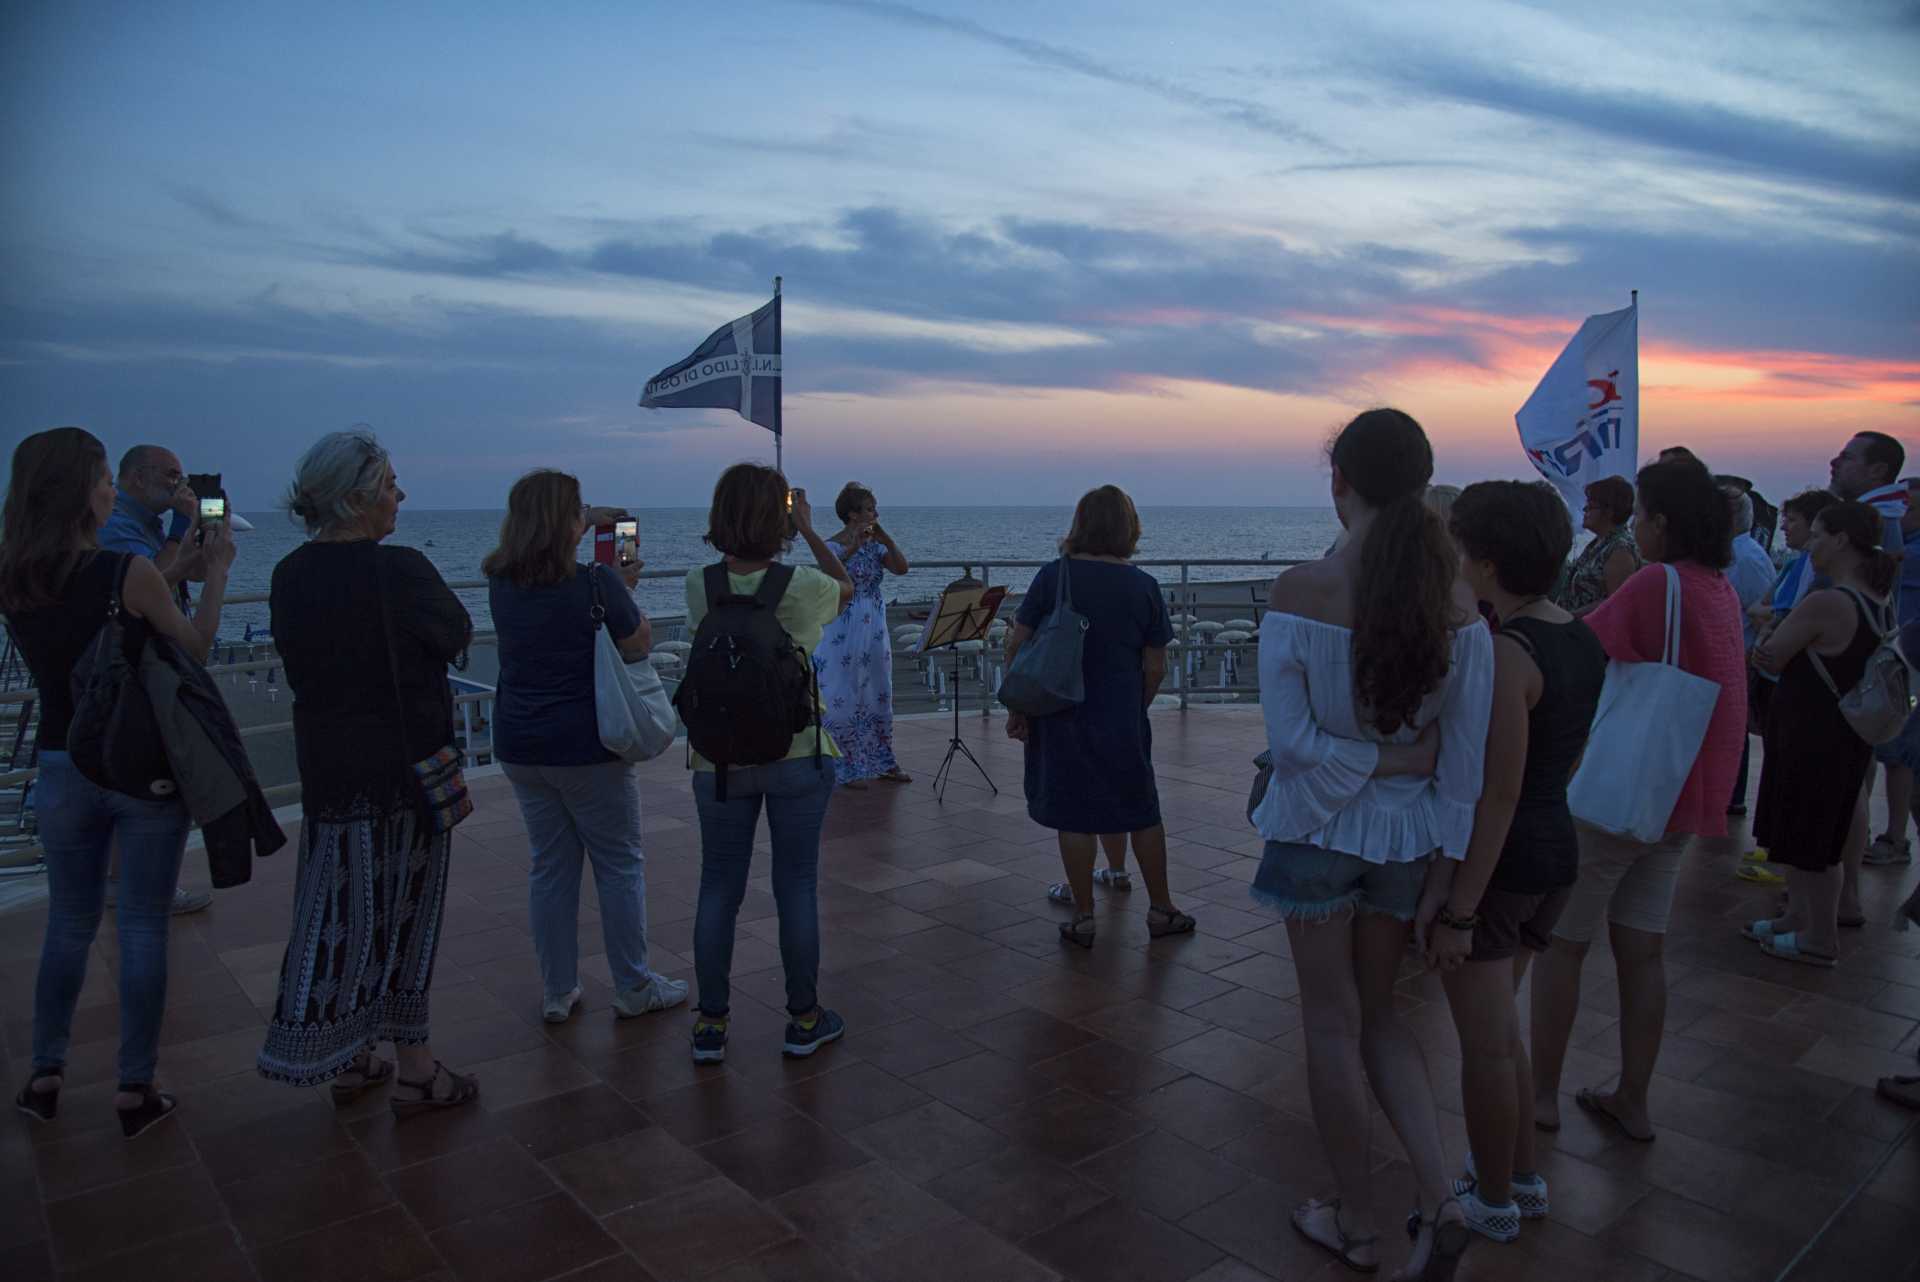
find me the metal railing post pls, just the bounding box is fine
[980,562,992,718]
[1179,562,1190,711]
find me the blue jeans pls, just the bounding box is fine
[691,759,835,1017]
[503,760,658,997]
[32,751,190,1085]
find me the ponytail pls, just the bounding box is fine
[1352,491,1455,735]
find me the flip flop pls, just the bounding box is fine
[1758,931,1838,968]
[1740,919,1779,942]
[878,768,913,784]
[1574,1087,1655,1143]
[1735,864,1786,885]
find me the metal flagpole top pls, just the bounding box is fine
[1631,288,1638,305]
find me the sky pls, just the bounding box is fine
[2,0,1916,508]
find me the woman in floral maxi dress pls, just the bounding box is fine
[815,483,911,788]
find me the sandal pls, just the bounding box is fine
[390,1061,479,1119]
[1058,913,1096,950]
[115,1083,177,1141]
[1147,905,1197,937]
[1404,1199,1472,1282]
[1047,882,1079,905]
[1291,1197,1379,1274]
[14,1071,60,1124]
[1574,1087,1655,1142]
[1092,867,1132,892]
[329,1049,396,1105]
[1758,931,1838,968]
[1740,919,1779,942]
[879,767,913,784]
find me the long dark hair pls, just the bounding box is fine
[1817,501,1899,597]
[482,469,583,588]
[0,427,108,612]
[1635,459,1733,570]
[1332,409,1456,735]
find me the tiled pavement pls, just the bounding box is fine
[3,708,1918,1282]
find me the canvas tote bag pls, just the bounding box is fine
[591,570,678,763]
[1567,564,1721,843]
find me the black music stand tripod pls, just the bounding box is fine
[920,584,1005,803]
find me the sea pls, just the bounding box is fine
[217,507,1345,638]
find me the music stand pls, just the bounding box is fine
[919,581,1008,802]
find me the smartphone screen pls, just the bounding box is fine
[614,520,638,565]
[199,496,227,523]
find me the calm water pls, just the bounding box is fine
[219,507,1343,637]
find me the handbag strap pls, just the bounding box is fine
[588,563,607,626]
[1055,555,1073,612]
[1660,564,1683,667]
[372,549,417,767]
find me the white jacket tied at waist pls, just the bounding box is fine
[1251,612,1495,863]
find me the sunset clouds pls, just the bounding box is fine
[1,0,1913,505]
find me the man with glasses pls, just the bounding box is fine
[96,445,214,914]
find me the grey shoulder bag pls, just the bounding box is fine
[997,556,1088,717]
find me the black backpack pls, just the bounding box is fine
[672,562,819,798]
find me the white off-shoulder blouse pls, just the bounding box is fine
[1252,612,1494,863]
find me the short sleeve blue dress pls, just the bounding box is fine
[1016,558,1174,833]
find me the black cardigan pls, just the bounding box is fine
[270,542,471,820]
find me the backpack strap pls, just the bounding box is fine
[702,562,732,611]
[754,562,796,609]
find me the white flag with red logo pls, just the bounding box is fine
[1516,302,1638,512]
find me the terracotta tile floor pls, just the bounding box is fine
[3,708,1918,1282]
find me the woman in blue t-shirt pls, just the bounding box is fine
[485,470,688,1025]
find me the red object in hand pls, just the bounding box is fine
[592,524,617,564]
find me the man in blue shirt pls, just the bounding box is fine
[97,445,212,914]
[1867,476,1920,867]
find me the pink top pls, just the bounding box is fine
[1585,561,1748,839]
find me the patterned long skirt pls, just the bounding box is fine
[257,805,452,1086]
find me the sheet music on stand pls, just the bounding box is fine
[919,583,1008,652]
[920,579,1008,800]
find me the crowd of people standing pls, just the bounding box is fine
[6,415,1920,1282]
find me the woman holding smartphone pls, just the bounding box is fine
[485,472,688,1024]
[4,427,235,1139]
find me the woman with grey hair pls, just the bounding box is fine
[256,428,480,1116]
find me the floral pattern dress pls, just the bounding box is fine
[814,538,901,783]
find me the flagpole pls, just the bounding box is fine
[773,275,783,477]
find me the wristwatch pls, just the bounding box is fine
[1436,906,1480,931]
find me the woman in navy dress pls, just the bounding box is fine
[1004,485,1195,948]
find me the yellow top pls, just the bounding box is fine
[683,564,844,768]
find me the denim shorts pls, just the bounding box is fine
[1249,840,1428,922]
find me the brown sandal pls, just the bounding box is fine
[1058,913,1096,950]
[390,1061,478,1119]
[330,1050,396,1105]
[1148,905,1197,937]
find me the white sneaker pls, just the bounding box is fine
[1460,1151,1549,1219]
[542,986,582,1024]
[1454,1186,1522,1243]
[612,974,689,1018]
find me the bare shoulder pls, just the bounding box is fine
[1447,576,1481,631]
[1267,558,1344,623]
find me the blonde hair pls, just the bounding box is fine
[1423,484,1462,526]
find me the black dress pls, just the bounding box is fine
[1753,591,1886,872]
[1490,616,1610,894]
[1017,559,1173,833]
[258,542,472,1085]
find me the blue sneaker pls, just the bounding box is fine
[782,1008,845,1058]
[691,1018,728,1065]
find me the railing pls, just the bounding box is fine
[0,558,1301,874]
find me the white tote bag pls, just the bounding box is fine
[1567,564,1722,843]
[589,571,678,763]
